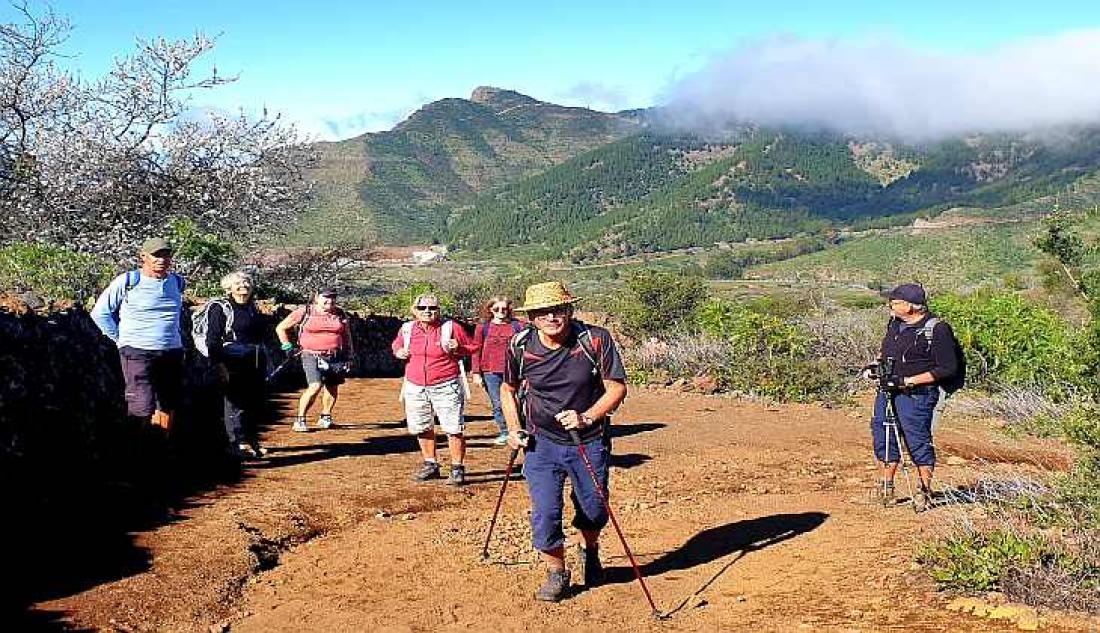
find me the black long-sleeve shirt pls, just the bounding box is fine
[205,299,265,363]
[879,315,959,382]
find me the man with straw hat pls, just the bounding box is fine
[500,281,627,602]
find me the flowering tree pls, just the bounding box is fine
[0,3,315,261]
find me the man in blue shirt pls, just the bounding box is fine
[92,238,187,433]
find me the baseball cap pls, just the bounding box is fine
[140,237,173,255]
[887,283,927,305]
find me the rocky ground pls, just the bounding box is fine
[29,380,1098,632]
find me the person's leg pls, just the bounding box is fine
[431,381,467,482]
[404,382,441,479]
[896,390,938,491]
[320,383,338,415]
[297,383,322,417]
[523,438,571,600]
[483,372,507,435]
[119,347,156,422]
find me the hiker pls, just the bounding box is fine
[91,237,186,434]
[274,288,354,432]
[471,295,526,446]
[203,271,268,459]
[392,293,477,485]
[500,281,627,602]
[864,283,962,511]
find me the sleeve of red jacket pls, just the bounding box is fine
[391,324,407,356]
[453,322,479,358]
[470,323,484,372]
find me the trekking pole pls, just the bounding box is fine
[480,430,526,561]
[883,392,918,512]
[266,349,302,383]
[569,430,663,619]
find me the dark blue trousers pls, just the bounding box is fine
[523,433,609,551]
[871,388,939,466]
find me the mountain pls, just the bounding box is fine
[444,126,1100,262]
[294,87,642,245]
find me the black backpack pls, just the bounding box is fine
[919,317,966,397]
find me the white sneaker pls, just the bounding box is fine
[318,414,334,430]
[292,416,308,432]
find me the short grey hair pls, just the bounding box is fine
[411,293,439,311]
[220,271,254,295]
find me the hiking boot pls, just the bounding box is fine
[914,487,932,513]
[448,464,467,486]
[237,443,259,459]
[881,482,895,507]
[413,461,441,482]
[576,543,603,587]
[535,568,571,602]
[292,416,308,432]
[493,431,510,446]
[317,413,334,430]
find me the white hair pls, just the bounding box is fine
[220,271,253,295]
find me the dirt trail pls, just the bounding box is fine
[35,380,1096,632]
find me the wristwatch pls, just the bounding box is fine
[580,413,595,427]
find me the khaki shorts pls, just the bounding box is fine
[403,379,465,435]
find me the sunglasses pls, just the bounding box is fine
[529,307,570,320]
[416,305,440,311]
[491,306,510,312]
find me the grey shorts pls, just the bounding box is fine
[402,379,465,435]
[301,350,346,386]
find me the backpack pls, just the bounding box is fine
[192,298,235,357]
[920,317,967,397]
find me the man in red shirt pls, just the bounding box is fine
[392,294,479,485]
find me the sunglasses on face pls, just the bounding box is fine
[491,306,510,312]
[416,305,440,312]
[530,307,569,320]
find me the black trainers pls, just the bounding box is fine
[413,461,441,481]
[576,543,603,587]
[881,482,895,507]
[914,486,932,513]
[448,464,466,486]
[535,569,571,602]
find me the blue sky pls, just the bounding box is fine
[9,0,1100,140]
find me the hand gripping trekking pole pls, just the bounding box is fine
[569,430,663,619]
[480,431,526,560]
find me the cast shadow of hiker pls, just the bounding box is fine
[609,422,666,439]
[595,512,828,601]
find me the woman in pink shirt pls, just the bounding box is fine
[471,296,526,446]
[275,289,354,432]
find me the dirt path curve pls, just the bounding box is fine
[37,380,1095,632]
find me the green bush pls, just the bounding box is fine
[614,270,707,337]
[0,243,113,300]
[919,529,1047,591]
[931,291,1088,394]
[166,217,238,296]
[369,281,456,318]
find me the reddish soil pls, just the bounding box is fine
[33,381,1097,632]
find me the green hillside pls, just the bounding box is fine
[444,125,1100,261]
[294,87,641,245]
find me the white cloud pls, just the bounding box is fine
[662,30,1100,140]
[559,81,631,111]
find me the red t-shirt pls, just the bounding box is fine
[291,306,349,353]
[471,320,525,374]
[391,321,478,387]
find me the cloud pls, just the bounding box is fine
[317,107,412,141]
[560,81,630,111]
[661,30,1100,140]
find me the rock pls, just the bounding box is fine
[375,511,390,519]
[988,605,1022,620]
[687,595,708,609]
[946,597,981,613]
[735,595,747,603]
[690,375,720,394]
[985,591,1007,605]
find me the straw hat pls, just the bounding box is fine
[515,281,580,312]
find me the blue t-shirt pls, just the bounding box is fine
[92,270,185,350]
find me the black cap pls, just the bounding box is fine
[887,283,927,304]
[317,288,338,298]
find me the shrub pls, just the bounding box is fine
[919,529,1048,591]
[613,270,707,338]
[369,281,456,318]
[0,243,113,300]
[931,291,1088,394]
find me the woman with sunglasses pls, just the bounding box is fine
[471,296,526,446]
[392,294,478,485]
